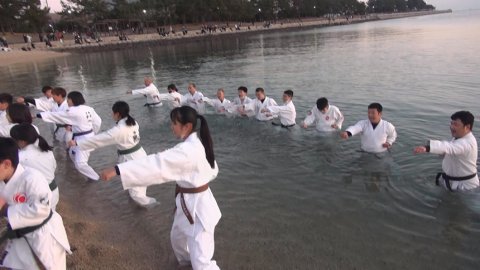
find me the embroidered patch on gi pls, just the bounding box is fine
[307,111,312,115]
[13,193,26,203]
[325,116,330,120]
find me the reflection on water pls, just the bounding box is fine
[2,10,480,269]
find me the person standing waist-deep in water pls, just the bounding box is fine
[101,106,221,270]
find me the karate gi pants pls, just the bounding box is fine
[170,210,219,270]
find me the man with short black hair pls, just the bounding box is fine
[204,88,232,114]
[414,111,478,191]
[340,103,397,153]
[262,90,296,128]
[302,97,344,132]
[181,83,205,114]
[244,87,278,120]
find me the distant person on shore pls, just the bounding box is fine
[0,93,13,126]
[181,83,205,114]
[414,111,479,191]
[243,87,278,121]
[0,137,71,269]
[101,106,222,270]
[17,85,55,112]
[204,88,231,114]
[36,91,102,181]
[127,77,162,107]
[0,36,8,48]
[261,90,296,128]
[10,123,60,210]
[340,103,397,153]
[302,97,344,132]
[69,101,157,206]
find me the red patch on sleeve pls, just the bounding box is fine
[325,116,330,120]
[13,193,27,203]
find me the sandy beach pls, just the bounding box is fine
[0,50,70,67]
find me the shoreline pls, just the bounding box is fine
[0,10,451,67]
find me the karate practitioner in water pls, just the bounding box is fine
[243,87,278,121]
[127,77,162,107]
[37,91,102,180]
[50,87,72,145]
[69,101,157,206]
[340,103,397,153]
[203,88,231,114]
[10,124,60,210]
[414,111,479,191]
[226,86,253,117]
[261,89,296,128]
[101,106,221,270]
[302,97,344,132]
[0,137,71,270]
[181,83,206,114]
[16,86,55,112]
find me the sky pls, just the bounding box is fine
[41,0,480,13]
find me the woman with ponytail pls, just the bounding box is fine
[69,101,156,206]
[101,105,221,270]
[10,123,60,210]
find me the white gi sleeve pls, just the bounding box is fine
[430,139,469,155]
[76,125,120,151]
[157,93,175,101]
[34,98,54,112]
[346,120,365,136]
[386,122,397,145]
[39,111,74,125]
[131,87,150,96]
[117,147,189,189]
[303,107,316,126]
[7,178,51,229]
[334,108,345,129]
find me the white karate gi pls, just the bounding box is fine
[244,97,278,121]
[39,105,102,180]
[51,100,72,143]
[0,165,70,270]
[182,91,206,114]
[132,83,162,107]
[19,143,59,210]
[0,111,8,126]
[346,119,397,153]
[266,101,297,126]
[303,105,344,132]
[117,132,221,270]
[225,97,253,117]
[76,118,157,206]
[157,91,183,109]
[32,96,55,112]
[203,97,231,114]
[430,132,479,191]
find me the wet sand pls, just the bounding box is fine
[0,50,69,67]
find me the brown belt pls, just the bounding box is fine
[175,183,209,224]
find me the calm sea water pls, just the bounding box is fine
[2,10,480,269]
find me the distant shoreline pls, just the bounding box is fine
[0,10,451,67]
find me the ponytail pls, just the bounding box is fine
[197,115,215,168]
[38,135,54,152]
[125,114,135,126]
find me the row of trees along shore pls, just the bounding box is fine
[1,0,435,34]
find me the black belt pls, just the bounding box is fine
[54,124,69,134]
[144,102,161,107]
[435,172,477,192]
[117,143,142,155]
[174,184,209,225]
[0,210,53,244]
[72,129,93,139]
[49,179,57,191]
[272,122,295,128]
